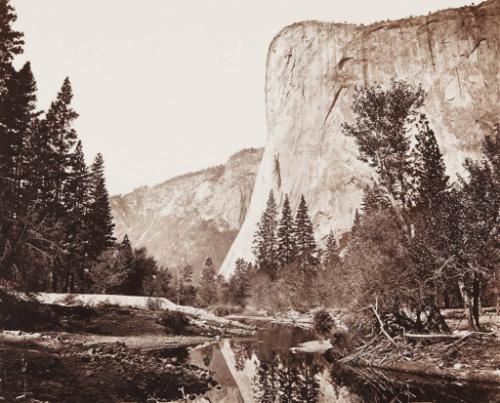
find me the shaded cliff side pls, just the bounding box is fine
[111,148,263,279]
[220,0,500,277]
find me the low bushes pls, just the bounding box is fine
[158,310,190,334]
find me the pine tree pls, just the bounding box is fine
[0,0,23,68]
[44,77,79,216]
[276,194,296,266]
[361,184,390,214]
[120,234,134,255]
[181,264,193,285]
[252,190,277,275]
[63,141,91,290]
[0,0,23,105]
[350,209,362,240]
[0,62,38,214]
[0,0,24,219]
[176,264,197,305]
[323,230,340,267]
[410,114,449,211]
[294,194,318,268]
[229,258,251,306]
[65,141,90,225]
[118,234,134,294]
[121,234,131,251]
[199,257,217,306]
[87,153,115,260]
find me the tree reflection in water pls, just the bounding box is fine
[191,326,500,403]
[200,344,213,368]
[248,347,320,402]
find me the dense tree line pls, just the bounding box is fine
[226,80,498,333]
[340,79,499,331]
[0,0,118,292]
[0,0,176,297]
[216,191,338,312]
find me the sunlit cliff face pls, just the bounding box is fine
[220,0,500,277]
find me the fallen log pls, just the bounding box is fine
[404,331,495,340]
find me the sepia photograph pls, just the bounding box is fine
[0,0,499,401]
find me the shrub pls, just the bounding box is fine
[314,309,336,334]
[146,297,163,311]
[158,310,190,334]
[212,304,243,317]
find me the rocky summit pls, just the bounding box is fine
[111,148,263,278]
[219,0,500,277]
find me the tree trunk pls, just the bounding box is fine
[427,302,450,333]
[472,273,481,329]
[78,265,85,293]
[443,291,450,309]
[458,279,478,331]
[415,309,423,331]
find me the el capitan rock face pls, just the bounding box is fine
[111,148,263,279]
[219,0,500,277]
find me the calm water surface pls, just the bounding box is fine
[186,325,499,403]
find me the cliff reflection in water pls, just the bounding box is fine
[189,326,499,403]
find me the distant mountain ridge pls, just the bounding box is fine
[110,148,263,279]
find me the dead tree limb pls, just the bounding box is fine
[371,304,399,348]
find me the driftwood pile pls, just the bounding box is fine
[339,303,496,367]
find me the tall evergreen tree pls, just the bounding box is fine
[199,257,217,306]
[294,194,318,267]
[0,0,24,218]
[252,190,277,275]
[65,141,90,227]
[0,62,37,213]
[179,264,196,305]
[276,194,296,266]
[87,153,115,260]
[323,230,340,267]
[229,258,251,306]
[0,0,23,109]
[24,117,52,213]
[44,77,78,215]
[410,114,449,211]
[63,141,91,290]
[0,0,23,68]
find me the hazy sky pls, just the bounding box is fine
[12,0,474,195]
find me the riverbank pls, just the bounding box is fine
[0,334,215,402]
[0,288,254,402]
[323,308,500,386]
[234,307,500,386]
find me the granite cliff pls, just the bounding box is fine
[111,148,263,278]
[220,0,500,277]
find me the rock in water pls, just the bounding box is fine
[219,0,500,277]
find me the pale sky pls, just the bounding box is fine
[12,0,474,195]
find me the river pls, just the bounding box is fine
[184,325,500,403]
